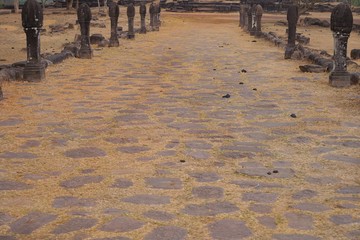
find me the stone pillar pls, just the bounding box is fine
[247,5,252,32]
[21,0,45,82]
[250,5,256,36]
[77,3,93,59]
[329,3,353,87]
[0,86,3,101]
[255,4,263,37]
[284,4,298,59]
[239,1,242,27]
[240,4,246,28]
[153,3,160,31]
[109,1,120,47]
[157,3,161,27]
[139,2,147,34]
[127,1,135,39]
[243,5,248,29]
[149,2,155,31]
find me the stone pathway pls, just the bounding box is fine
[0,13,359,240]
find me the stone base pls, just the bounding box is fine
[329,72,351,87]
[284,45,295,59]
[127,33,135,39]
[23,62,46,82]
[109,38,119,47]
[78,48,93,59]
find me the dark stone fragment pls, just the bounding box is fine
[182,201,239,216]
[100,217,144,232]
[90,34,105,44]
[111,178,133,188]
[222,94,230,98]
[239,82,244,85]
[10,212,57,234]
[0,180,32,190]
[208,219,252,239]
[290,113,297,118]
[64,147,106,158]
[242,192,278,203]
[122,194,170,205]
[237,167,295,178]
[52,196,97,208]
[143,211,175,221]
[144,226,187,240]
[44,51,73,64]
[60,175,104,188]
[192,186,224,199]
[241,69,247,73]
[272,234,321,240]
[299,64,326,73]
[145,177,182,189]
[0,151,37,159]
[52,217,97,234]
[350,49,360,60]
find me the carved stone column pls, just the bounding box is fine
[139,2,147,34]
[127,1,135,39]
[77,3,93,59]
[22,0,45,82]
[329,3,353,87]
[284,4,298,59]
[109,1,120,47]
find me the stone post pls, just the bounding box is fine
[149,2,154,31]
[240,4,246,28]
[77,3,93,59]
[21,0,45,82]
[153,3,160,31]
[109,1,120,47]
[243,5,248,29]
[247,4,252,32]
[329,3,353,87]
[250,4,256,36]
[127,1,135,39]
[139,2,147,34]
[284,4,298,59]
[255,4,263,37]
[157,3,161,27]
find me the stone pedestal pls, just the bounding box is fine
[255,4,263,37]
[127,2,135,39]
[22,0,45,82]
[284,4,298,59]
[109,1,120,47]
[329,3,353,87]
[140,3,147,34]
[77,3,93,59]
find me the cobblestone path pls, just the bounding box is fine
[0,13,359,240]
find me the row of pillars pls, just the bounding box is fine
[239,2,354,88]
[20,0,161,82]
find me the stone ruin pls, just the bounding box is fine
[127,0,135,39]
[109,1,120,47]
[140,1,147,34]
[77,3,93,58]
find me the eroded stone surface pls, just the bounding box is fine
[0,152,37,159]
[53,196,97,208]
[192,186,224,199]
[60,175,104,188]
[257,216,276,229]
[292,203,330,212]
[111,178,133,188]
[52,217,97,234]
[272,234,321,240]
[182,201,239,216]
[0,180,32,190]
[100,217,145,232]
[285,212,313,230]
[10,212,57,234]
[143,210,175,221]
[64,147,106,158]
[208,219,252,239]
[145,177,182,189]
[144,226,187,240]
[242,192,278,203]
[189,172,221,182]
[122,194,170,205]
